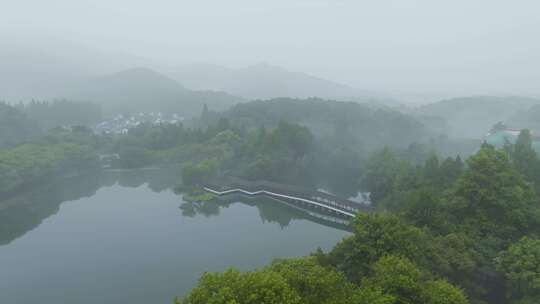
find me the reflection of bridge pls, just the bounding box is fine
[203,179,371,219]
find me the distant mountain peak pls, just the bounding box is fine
[94,67,186,90]
[166,62,380,101]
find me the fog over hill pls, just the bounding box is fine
[0,39,156,101]
[413,96,540,138]
[61,68,243,117]
[0,40,392,108]
[165,63,388,102]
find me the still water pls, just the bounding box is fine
[0,170,349,304]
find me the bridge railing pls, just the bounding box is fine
[204,179,372,216]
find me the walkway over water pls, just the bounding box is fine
[204,178,372,219]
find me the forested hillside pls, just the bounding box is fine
[509,104,540,133]
[167,63,382,101]
[62,68,244,117]
[219,98,426,151]
[19,100,102,130]
[416,96,540,138]
[0,127,101,196]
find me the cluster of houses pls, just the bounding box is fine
[485,125,540,152]
[93,112,184,135]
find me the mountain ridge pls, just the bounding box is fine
[165,62,386,101]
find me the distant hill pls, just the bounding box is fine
[508,104,540,133]
[166,63,388,102]
[0,40,391,109]
[415,96,540,138]
[61,68,244,117]
[0,40,154,101]
[219,98,426,151]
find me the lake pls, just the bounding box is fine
[0,170,350,304]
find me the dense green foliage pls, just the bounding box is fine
[179,268,303,304]
[182,159,219,186]
[181,128,540,304]
[0,142,99,194]
[508,130,540,193]
[0,127,101,195]
[112,119,321,188]
[496,237,540,303]
[179,254,468,304]
[220,98,426,150]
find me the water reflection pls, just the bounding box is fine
[0,173,102,245]
[179,195,352,232]
[0,168,180,245]
[0,168,352,246]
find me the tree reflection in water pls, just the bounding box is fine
[0,168,351,246]
[0,168,180,245]
[178,194,352,232]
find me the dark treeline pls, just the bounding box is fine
[0,123,104,196]
[0,102,40,148]
[0,101,104,197]
[0,100,102,147]
[111,115,378,198]
[16,99,102,130]
[113,119,319,186]
[216,98,426,151]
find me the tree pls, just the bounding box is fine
[451,147,540,243]
[116,145,151,168]
[399,188,451,233]
[178,268,302,304]
[361,148,413,204]
[363,255,423,303]
[268,257,354,304]
[329,213,427,280]
[425,233,479,292]
[438,156,464,186]
[181,159,219,186]
[512,130,540,190]
[349,287,396,304]
[423,153,440,185]
[201,103,209,125]
[496,237,540,303]
[269,121,314,159]
[421,279,468,304]
[363,255,468,304]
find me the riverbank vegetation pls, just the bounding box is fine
[0,140,100,196]
[0,109,103,196]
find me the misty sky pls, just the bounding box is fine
[2,0,540,96]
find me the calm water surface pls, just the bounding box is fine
[0,170,349,304]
